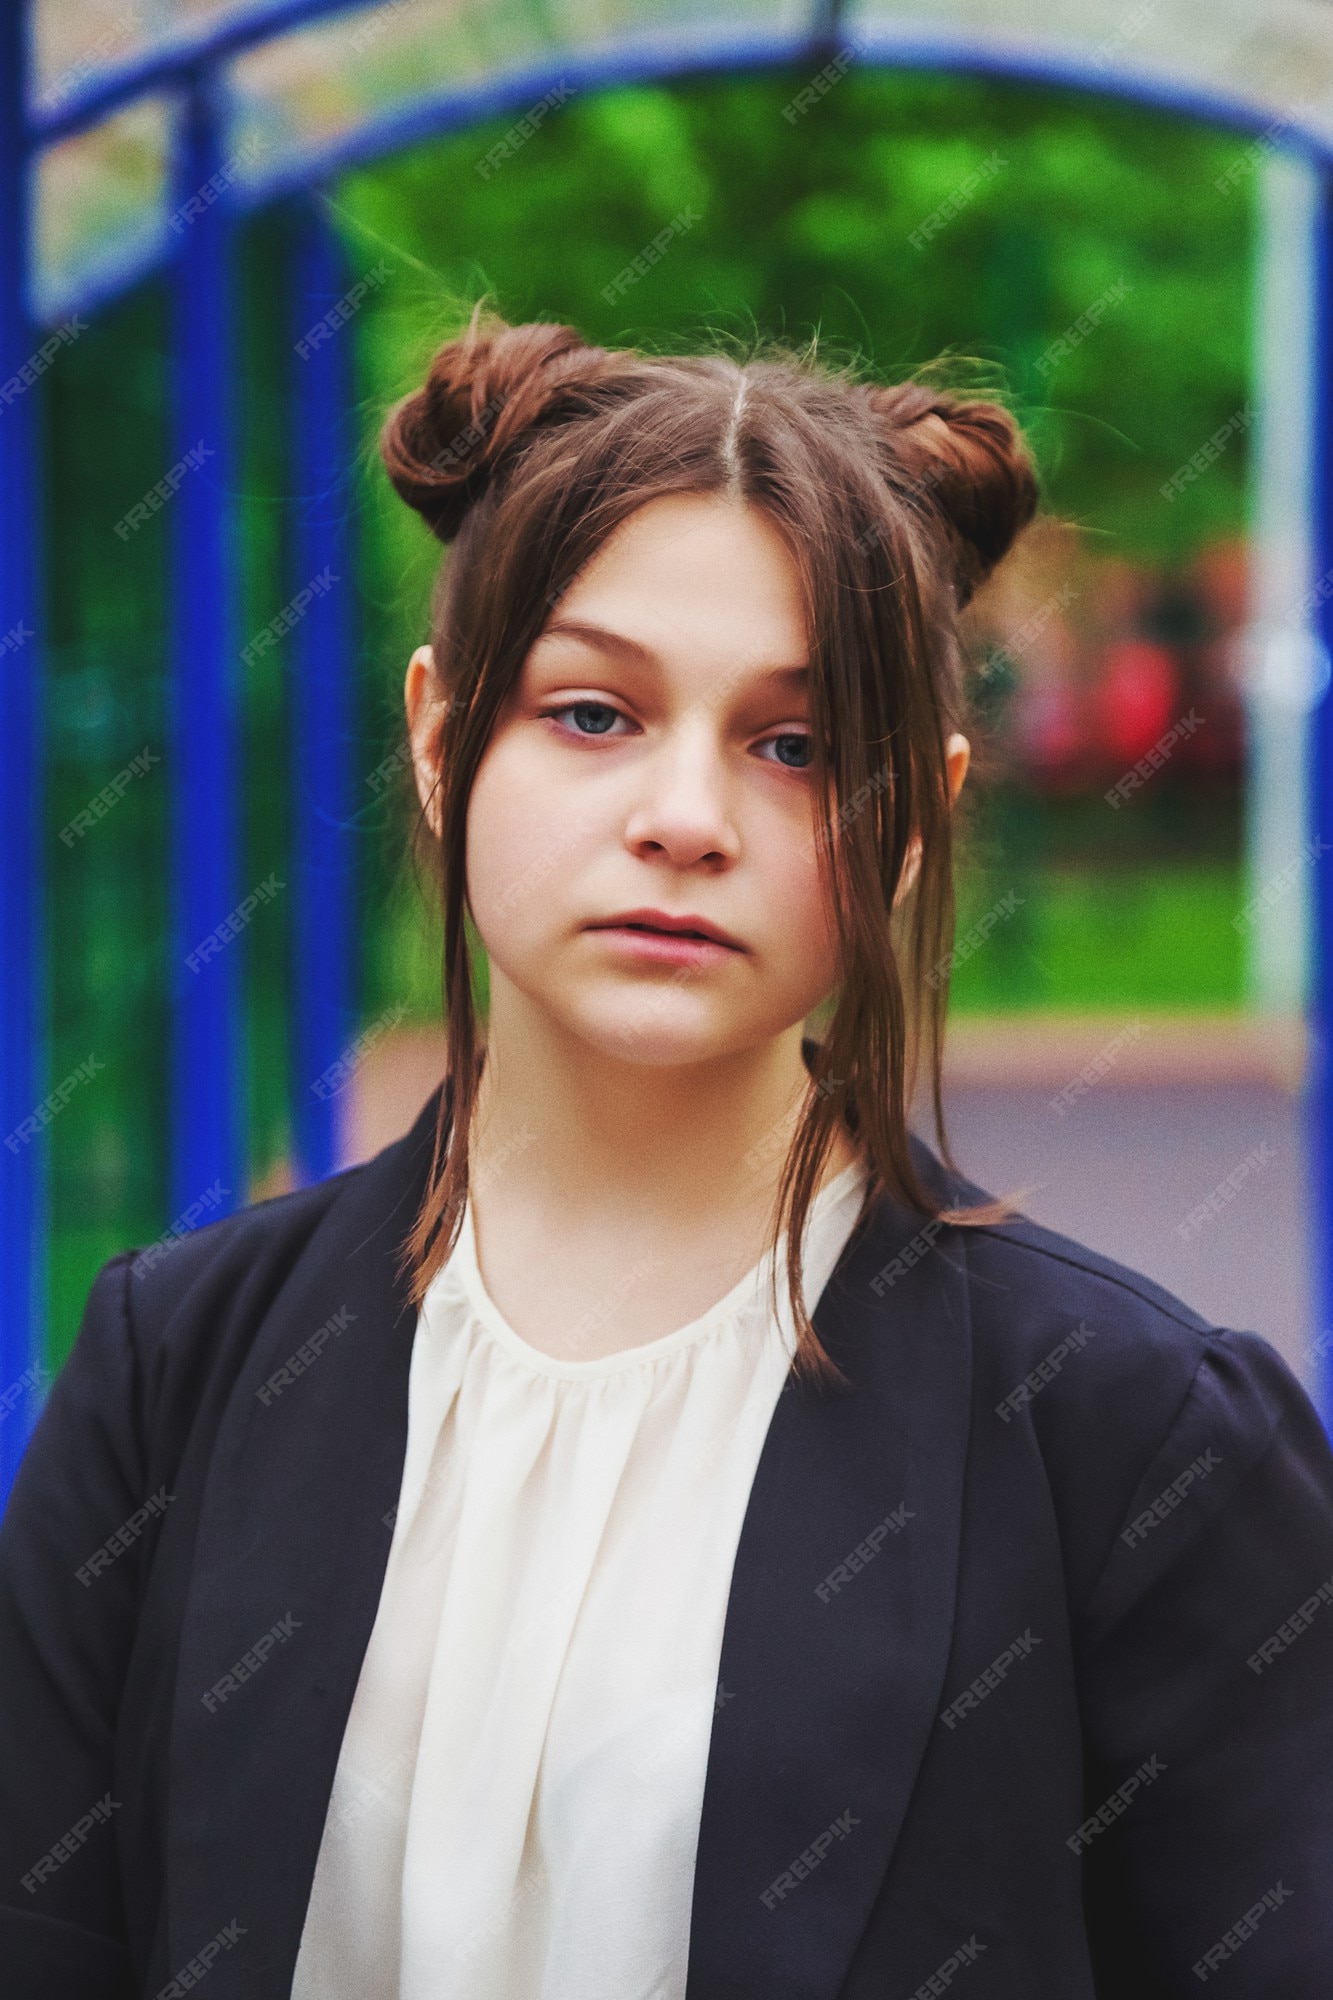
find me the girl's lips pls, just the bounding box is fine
[584,925,742,966]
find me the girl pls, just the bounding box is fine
[2,309,1330,2000]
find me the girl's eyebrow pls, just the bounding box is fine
[537,617,809,683]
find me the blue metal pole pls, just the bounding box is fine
[167,75,243,1220]
[0,0,44,1497]
[289,197,356,1182]
[1310,162,1333,1436]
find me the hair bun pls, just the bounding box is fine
[865,382,1039,606]
[379,310,611,543]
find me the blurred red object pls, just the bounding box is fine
[1090,640,1181,766]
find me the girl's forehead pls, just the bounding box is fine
[542,493,810,659]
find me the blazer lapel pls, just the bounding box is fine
[686,1157,974,1999]
[165,1084,446,1995]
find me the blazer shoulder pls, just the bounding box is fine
[909,1131,1219,1369]
[912,1149,1326,1607]
[127,1162,362,1304]
[956,1205,1243,1461]
[964,1203,1217,1343]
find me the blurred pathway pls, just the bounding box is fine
[934,1015,1314,1390]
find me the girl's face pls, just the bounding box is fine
[459,493,837,1069]
[408,492,966,1069]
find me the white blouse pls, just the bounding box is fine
[290,1156,869,2000]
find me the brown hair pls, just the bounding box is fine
[379,303,1039,1390]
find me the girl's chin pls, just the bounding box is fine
[549,1005,761,1069]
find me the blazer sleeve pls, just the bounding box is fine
[1075,1326,1333,1995]
[0,1251,143,1999]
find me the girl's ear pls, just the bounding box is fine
[893,733,970,907]
[944,731,971,805]
[404,644,447,839]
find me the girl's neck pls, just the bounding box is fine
[466,996,856,1234]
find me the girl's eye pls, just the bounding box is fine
[757,731,814,770]
[541,701,629,738]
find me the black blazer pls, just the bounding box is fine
[3,1074,1332,1999]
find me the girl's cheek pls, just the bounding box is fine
[466,747,593,946]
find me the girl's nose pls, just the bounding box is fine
[621,722,741,869]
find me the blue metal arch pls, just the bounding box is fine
[23,20,1333,333]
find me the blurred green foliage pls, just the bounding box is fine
[342,67,1252,566]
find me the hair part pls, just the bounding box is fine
[380,302,1040,1391]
